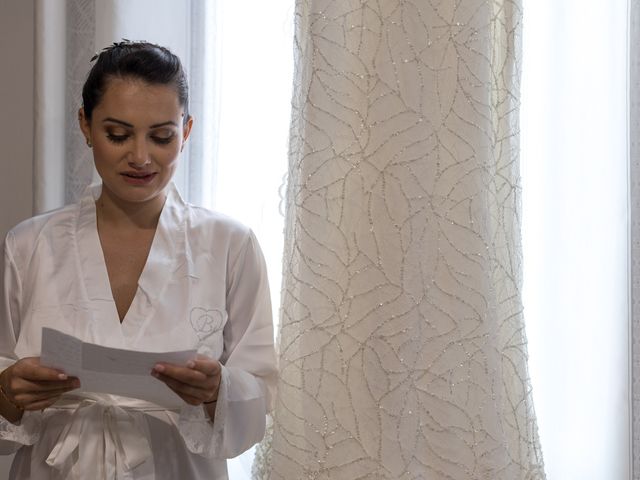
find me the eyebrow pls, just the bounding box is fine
[102,117,178,128]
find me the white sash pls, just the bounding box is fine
[44,394,177,479]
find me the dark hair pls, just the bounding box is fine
[82,40,189,123]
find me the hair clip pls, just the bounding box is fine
[110,38,132,49]
[89,38,134,63]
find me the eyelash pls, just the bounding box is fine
[106,134,175,145]
[106,134,128,144]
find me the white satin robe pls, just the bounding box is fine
[0,184,277,479]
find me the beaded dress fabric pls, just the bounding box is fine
[254,0,545,479]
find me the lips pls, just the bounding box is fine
[120,171,157,185]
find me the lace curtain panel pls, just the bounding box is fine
[254,0,545,478]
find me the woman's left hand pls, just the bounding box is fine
[151,355,221,406]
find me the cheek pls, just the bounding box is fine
[91,148,108,171]
[157,147,182,168]
[92,142,120,164]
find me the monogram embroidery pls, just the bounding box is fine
[189,307,225,341]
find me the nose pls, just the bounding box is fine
[128,138,151,167]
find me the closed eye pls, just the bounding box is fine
[151,135,175,145]
[106,134,129,144]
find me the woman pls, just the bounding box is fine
[0,41,277,479]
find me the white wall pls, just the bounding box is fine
[0,0,35,234]
[0,0,35,475]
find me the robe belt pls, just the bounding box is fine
[45,395,177,478]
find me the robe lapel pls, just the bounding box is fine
[136,183,186,306]
[76,185,122,341]
[120,184,190,342]
[75,183,190,344]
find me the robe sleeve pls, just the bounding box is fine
[0,231,44,454]
[177,230,277,458]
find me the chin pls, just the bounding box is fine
[103,181,168,206]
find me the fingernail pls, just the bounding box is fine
[154,364,164,373]
[58,373,68,380]
[150,370,158,378]
[187,361,195,369]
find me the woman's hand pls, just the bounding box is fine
[0,357,80,416]
[151,355,221,407]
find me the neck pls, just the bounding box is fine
[95,189,166,230]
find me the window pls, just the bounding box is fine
[206,2,294,476]
[521,0,629,477]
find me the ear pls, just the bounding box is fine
[78,107,91,142]
[181,115,194,144]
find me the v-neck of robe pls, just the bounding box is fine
[75,183,187,337]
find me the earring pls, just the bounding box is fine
[86,139,92,148]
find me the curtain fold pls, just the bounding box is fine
[34,0,85,213]
[631,0,640,475]
[66,0,98,201]
[255,0,544,478]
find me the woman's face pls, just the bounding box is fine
[79,77,192,210]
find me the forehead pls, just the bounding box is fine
[94,77,184,124]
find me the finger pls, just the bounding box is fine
[189,359,221,377]
[13,358,71,382]
[10,377,80,395]
[152,370,210,397]
[4,380,77,409]
[154,357,221,380]
[15,385,79,409]
[152,371,211,403]
[153,363,209,385]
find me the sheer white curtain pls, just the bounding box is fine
[255,0,544,478]
[520,1,629,478]
[205,3,293,477]
[207,0,293,325]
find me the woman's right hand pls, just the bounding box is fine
[0,357,80,416]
